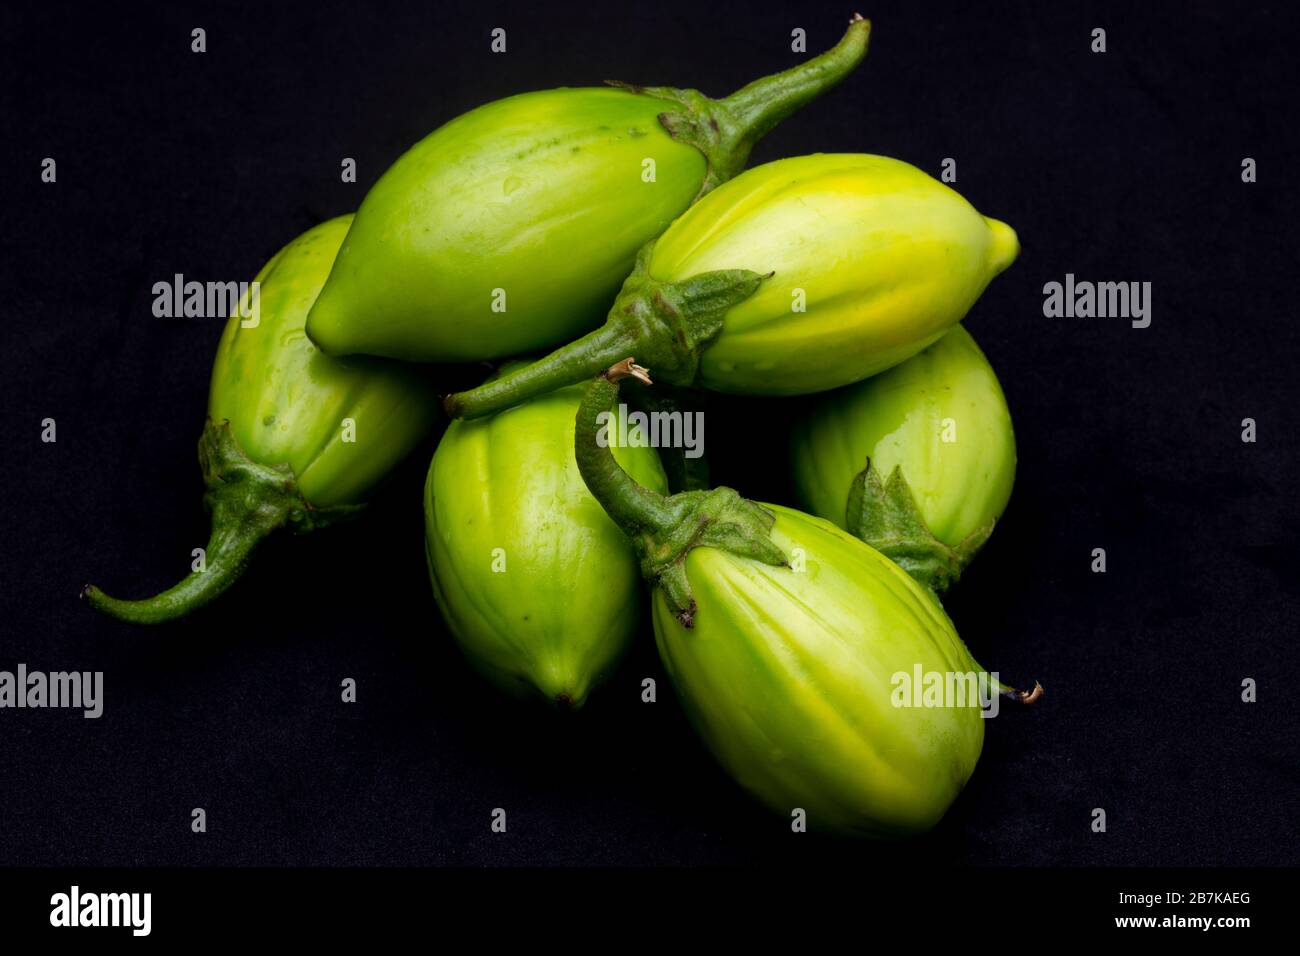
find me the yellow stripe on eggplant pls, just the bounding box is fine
[447,153,1019,419]
[572,359,1040,837]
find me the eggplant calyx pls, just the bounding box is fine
[611,241,768,385]
[845,461,1046,706]
[846,459,994,596]
[651,486,789,629]
[444,243,766,420]
[608,15,871,196]
[576,359,786,628]
[81,419,363,625]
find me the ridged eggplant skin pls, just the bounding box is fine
[790,324,1016,547]
[425,375,668,708]
[307,89,706,362]
[647,154,1020,395]
[207,215,441,507]
[652,504,985,836]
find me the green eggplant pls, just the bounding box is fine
[424,365,667,708]
[574,359,1039,836]
[790,324,1016,593]
[83,216,441,624]
[306,17,871,362]
[447,153,1019,419]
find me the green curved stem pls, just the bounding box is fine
[449,18,869,421]
[716,14,871,174]
[573,360,679,537]
[575,359,786,627]
[619,14,871,194]
[82,498,282,625]
[446,247,766,419]
[82,419,362,625]
[447,320,638,420]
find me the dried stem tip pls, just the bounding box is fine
[1016,681,1045,705]
[604,358,653,386]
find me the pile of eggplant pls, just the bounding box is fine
[85,16,1041,837]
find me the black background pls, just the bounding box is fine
[1,0,1297,870]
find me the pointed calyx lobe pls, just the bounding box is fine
[845,460,994,596]
[445,243,766,420]
[576,360,786,627]
[613,14,871,196]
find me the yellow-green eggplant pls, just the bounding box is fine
[306,17,870,362]
[574,360,1039,836]
[82,217,441,624]
[790,324,1016,593]
[447,153,1019,419]
[424,366,667,708]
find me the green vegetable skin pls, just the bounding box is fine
[790,324,1016,592]
[83,217,441,624]
[424,369,666,708]
[306,17,871,362]
[574,361,1039,836]
[653,506,984,836]
[446,153,1019,419]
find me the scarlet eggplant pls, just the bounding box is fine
[424,366,666,708]
[575,360,1038,836]
[447,153,1019,419]
[305,18,870,362]
[790,324,1016,593]
[82,217,441,624]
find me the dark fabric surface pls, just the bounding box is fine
[1,0,1296,867]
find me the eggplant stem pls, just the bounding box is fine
[573,359,678,536]
[1000,680,1045,705]
[446,248,765,420]
[627,15,870,194]
[445,320,637,419]
[82,419,362,625]
[719,15,871,165]
[81,509,278,625]
[574,360,786,624]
